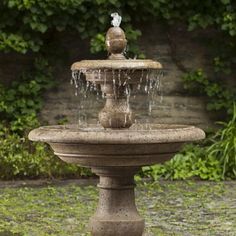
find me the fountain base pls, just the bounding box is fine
[89,167,144,236]
[28,124,205,235]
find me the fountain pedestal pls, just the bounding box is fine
[99,83,133,128]
[89,167,144,236]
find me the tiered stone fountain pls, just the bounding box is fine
[29,13,205,236]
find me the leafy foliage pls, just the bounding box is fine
[0,58,91,179]
[0,0,235,55]
[0,134,91,180]
[182,69,236,115]
[141,144,223,181]
[142,106,236,181]
[207,105,236,178]
[1,0,235,108]
[0,0,144,56]
[0,58,53,134]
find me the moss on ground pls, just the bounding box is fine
[0,181,235,236]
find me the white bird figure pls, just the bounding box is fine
[111,12,122,27]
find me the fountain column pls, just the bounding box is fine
[89,167,144,236]
[99,83,133,128]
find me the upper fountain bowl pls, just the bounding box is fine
[71,59,162,86]
[71,59,162,71]
[70,13,163,129]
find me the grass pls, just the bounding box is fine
[0,181,235,235]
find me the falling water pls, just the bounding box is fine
[118,69,121,86]
[71,69,102,127]
[71,68,164,128]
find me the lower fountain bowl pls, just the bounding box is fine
[28,124,205,167]
[28,123,205,236]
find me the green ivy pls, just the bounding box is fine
[0,57,53,134]
[182,69,236,115]
[0,57,91,179]
[1,0,235,111]
[0,1,235,55]
[0,0,145,55]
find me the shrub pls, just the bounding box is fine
[142,105,236,181]
[207,105,236,178]
[0,58,91,180]
[0,133,91,180]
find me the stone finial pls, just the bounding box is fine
[106,13,127,59]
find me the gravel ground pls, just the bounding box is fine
[0,180,235,236]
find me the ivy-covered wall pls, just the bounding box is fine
[0,0,235,128]
[37,24,219,128]
[0,0,235,180]
[0,22,226,128]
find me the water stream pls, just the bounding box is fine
[71,68,164,127]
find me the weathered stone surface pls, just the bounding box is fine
[89,167,144,236]
[28,123,205,235]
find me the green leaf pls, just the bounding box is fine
[221,0,230,4]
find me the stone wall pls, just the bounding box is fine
[0,24,219,129]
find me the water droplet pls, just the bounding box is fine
[98,69,101,80]
[144,85,148,93]
[118,69,121,86]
